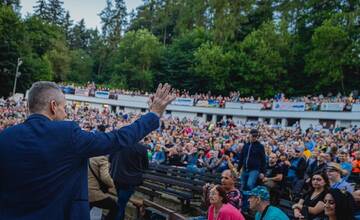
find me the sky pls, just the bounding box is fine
[20,0,143,29]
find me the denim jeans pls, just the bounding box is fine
[240,170,259,191]
[116,186,135,220]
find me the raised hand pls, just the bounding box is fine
[148,83,176,117]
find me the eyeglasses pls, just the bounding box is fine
[312,177,323,181]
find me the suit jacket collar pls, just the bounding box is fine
[26,113,51,122]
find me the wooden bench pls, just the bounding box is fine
[130,198,186,220]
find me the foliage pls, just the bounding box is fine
[0,0,359,97]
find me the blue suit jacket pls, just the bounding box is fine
[0,113,159,220]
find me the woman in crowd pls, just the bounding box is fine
[208,185,245,220]
[324,188,355,220]
[292,172,329,220]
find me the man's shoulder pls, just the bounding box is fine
[267,206,290,219]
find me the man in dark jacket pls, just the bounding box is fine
[238,129,266,191]
[0,81,174,220]
[110,143,148,220]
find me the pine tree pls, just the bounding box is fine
[99,0,127,44]
[47,0,65,26]
[70,19,90,50]
[1,0,21,12]
[33,0,49,21]
[63,11,73,43]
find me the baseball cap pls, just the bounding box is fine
[243,186,270,201]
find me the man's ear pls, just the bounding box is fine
[50,100,57,115]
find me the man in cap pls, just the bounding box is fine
[246,186,289,220]
[326,162,354,193]
[238,129,266,191]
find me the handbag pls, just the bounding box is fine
[89,163,109,193]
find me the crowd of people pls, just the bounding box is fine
[1,91,360,219]
[60,82,360,111]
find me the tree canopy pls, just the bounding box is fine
[0,0,359,97]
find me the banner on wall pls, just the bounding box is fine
[171,98,194,106]
[208,99,219,107]
[74,89,89,96]
[195,99,219,107]
[352,104,360,112]
[272,102,305,111]
[225,102,263,110]
[95,91,110,99]
[320,103,345,112]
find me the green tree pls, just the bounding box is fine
[47,0,65,26]
[67,49,93,83]
[0,5,25,96]
[156,27,212,93]
[305,20,352,92]
[70,19,90,50]
[234,22,288,97]
[63,11,73,43]
[33,0,49,21]
[46,39,71,81]
[193,42,233,93]
[110,29,163,90]
[100,0,127,44]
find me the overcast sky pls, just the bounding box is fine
[20,0,143,29]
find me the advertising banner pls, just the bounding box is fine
[352,104,360,112]
[95,91,110,99]
[196,99,219,107]
[208,99,219,107]
[171,98,194,106]
[225,102,263,110]
[272,102,305,111]
[74,89,89,96]
[320,103,345,112]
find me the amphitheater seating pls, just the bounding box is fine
[137,164,296,218]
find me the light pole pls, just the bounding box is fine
[12,58,23,96]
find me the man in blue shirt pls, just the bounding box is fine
[0,81,175,220]
[327,162,354,193]
[246,186,289,220]
[338,150,353,180]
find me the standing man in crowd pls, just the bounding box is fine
[110,142,149,220]
[0,81,175,220]
[238,129,266,191]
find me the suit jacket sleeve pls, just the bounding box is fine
[71,112,159,158]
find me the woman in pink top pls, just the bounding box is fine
[208,185,245,220]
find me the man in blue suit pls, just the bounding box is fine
[0,81,175,220]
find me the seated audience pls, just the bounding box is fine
[326,162,354,193]
[246,186,289,220]
[324,188,355,220]
[292,172,328,220]
[207,185,245,220]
